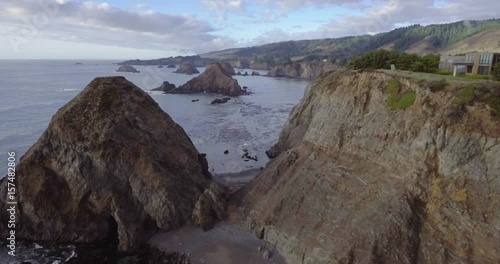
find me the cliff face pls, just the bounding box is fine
[267,61,338,79]
[242,70,500,263]
[171,63,245,96]
[0,77,220,251]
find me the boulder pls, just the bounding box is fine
[174,63,199,75]
[0,77,214,252]
[211,98,229,104]
[242,71,248,76]
[116,65,140,73]
[251,71,260,76]
[192,182,228,231]
[170,63,245,96]
[151,81,176,93]
[157,65,164,68]
[167,64,176,68]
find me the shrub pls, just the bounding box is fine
[398,92,417,109]
[452,86,476,108]
[429,78,448,92]
[436,69,453,75]
[385,79,416,110]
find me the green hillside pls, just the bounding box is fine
[201,19,500,63]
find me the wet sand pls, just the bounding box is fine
[149,222,285,264]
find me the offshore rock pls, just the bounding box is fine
[242,70,500,263]
[151,81,176,93]
[0,77,213,251]
[174,63,200,75]
[169,63,245,96]
[116,65,140,73]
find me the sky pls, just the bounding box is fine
[0,0,499,59]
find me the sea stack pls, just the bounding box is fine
[174,63,199,75]
[116,65,140,73]
[0,76,226,252]
[151,81,176,93]
[168,63,245,96]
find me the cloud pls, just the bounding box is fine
[0,0,236,54]
[202,0,246,20]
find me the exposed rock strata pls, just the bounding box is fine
[192,182,228,231]
[169,63,245,96]
[242,70,500,263]
[0,77,225,252]
[267,61,337,79]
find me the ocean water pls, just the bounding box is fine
[0,60,309,178]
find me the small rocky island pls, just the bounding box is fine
[174,63,199,74]
[151,81,176,93]
[116,65,140,73]
[167,63,246,96]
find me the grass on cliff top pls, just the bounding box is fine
[451,84,500,117]
[385,79,416,110]
[379,69,497,84]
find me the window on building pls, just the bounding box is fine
[478,66,490,75]
[466,55,474,63]
[479,54,493,64]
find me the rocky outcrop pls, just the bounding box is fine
[251,71,260,76]
[168,63,245,96]
[218,62,236,75]
[151,81,176,93]
[117,65,140,73]
[0,77,218,252]
[174,63,200,75]
[267,61,337,79]
[192,182,228,231]
[241,70,500,263]
[167,64,176,68]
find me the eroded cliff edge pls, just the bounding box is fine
[0,77,226,252]
[240,70,500,263]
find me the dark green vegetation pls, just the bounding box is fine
[349,50,440,73]
[429,79,449,92]
[450,84,500,117]
[201,19,500,64]
[385,79,416,110]
[493,63,500,81]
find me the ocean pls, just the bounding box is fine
[0,60,309,179]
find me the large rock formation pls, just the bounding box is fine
[241,70,500,263]
[168,63,245,96]
[0,77,225,252]
[151,81,176,93]
[267,61,337,79]
[217,62,236,75]
[174,63,200,75]
[117,65,140,73]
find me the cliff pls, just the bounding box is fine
[267,61,338,79]
[241,70,500,263]
[169,63,245,96]
[0,77,225,252]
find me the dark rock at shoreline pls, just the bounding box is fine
[174,63,199,74]
[151,81,176,93]
[117,65,140,73]
[0,76,218,252]
[211,98,229,104]
[191,99,199,102]
[167,64,176,68]
[169,63,245,96]
[157,65,164,68]
[242,71,249,76]
[192,182,228,231]
[251,71,260,76]
[236,71,242,76]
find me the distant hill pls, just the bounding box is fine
[201,19,500,62]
